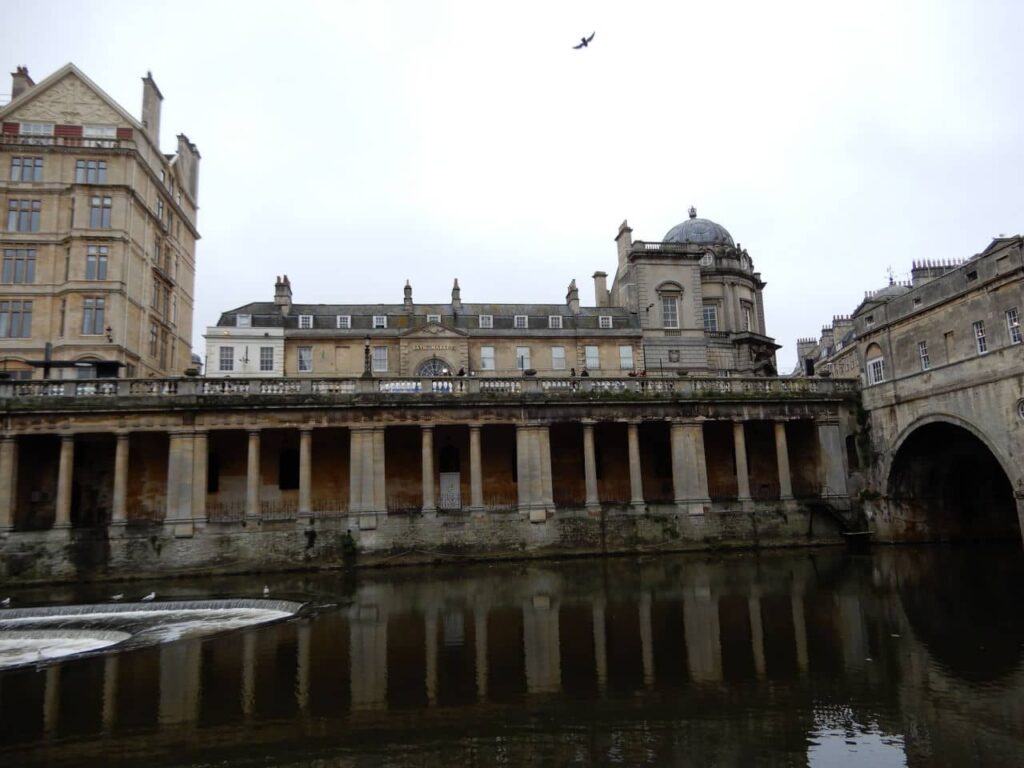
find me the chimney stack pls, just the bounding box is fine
[566,279,580,314]
[404,279,413,310]
[592,271,608,307]
[614,219,632,271]
[274,275,292,315]
[451,278,462,311]
[141,71,163,146]
[10,66,34,100]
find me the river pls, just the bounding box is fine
[0,545,1021,767]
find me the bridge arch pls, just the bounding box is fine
[885,415,1021,542]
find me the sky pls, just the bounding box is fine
[3,0,1022,371]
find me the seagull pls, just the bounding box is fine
[573,32,595,50]
[1,597,10,607]
[262,586,270,597]
[140,592,155,602]
[110,593,124,601]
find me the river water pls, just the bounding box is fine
[0,545,1021,767]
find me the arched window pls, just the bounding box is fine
[417,357,451,377]
[656,281,684,329]
[864,343,885,385]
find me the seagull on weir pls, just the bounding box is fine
[263,586,270,597]
[140,592,155,602]
[573,32,595,49]
[110,593,124,601]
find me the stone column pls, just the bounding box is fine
[246,430,261,522]
[421,426,436,515]
[54,434,74,529]
[774,421,794,500]
[111,433,129,526]
[816,419,849,497]
[582,421,600,513]
[732,421,751,502]
[349,428,364,514]
[469,425,484,513]
[192,430,208,524]
[539,424,554,511]
[298,427,313,519]
[670,419,711,515]
[371,427,386,514]
[167,432,194,527]
[627,421,644,509]
[516,424,545,519]
[0,437,18,531]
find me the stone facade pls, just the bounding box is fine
[0,64,200,380]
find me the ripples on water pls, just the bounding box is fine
[0,546,1021,767]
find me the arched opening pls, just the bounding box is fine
[888,422,1019,542]
[416,357,451,377]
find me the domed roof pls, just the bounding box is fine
[663,207,734,247]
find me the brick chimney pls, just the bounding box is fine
[592,271,608,307]
[274,275,292,315]
[10,66,34,100]
[141,71,163,145]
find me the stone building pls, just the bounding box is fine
[204,209,779,379]
[0,64,200,379]
[795,235,1024,542]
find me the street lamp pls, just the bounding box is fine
[362,335,372,378]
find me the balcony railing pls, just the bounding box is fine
[0,375,858,403]
[0,134,136,150]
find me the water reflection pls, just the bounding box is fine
[1,546,1022,767]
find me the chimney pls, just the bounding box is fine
[592,271,609,308]
[615,219,632,270]
[10,66,34,101]
[141,71,163,146]
[404,279,413,311]
[566,279,580,314]
[176,134,201,203]
[451,278,462,311]
[274,274,292,315]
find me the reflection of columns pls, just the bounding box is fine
[469,425,483,513]
[684,587,722,682]
[54,434,74,528]
[670,419,711,515]
[0,437,18,531]
[113,433,130,525]
[592,602,607,693]
[639,594,654,688]
[627,421,644,509]
[421,426,436,514]
[582,421,600,512]
[774,422,794,500]
[159,639,201,726]
[732,421,751,502]
[296,621,311,712]
[102,655,118,732]
[43,665,60,735]
[475,608,488,700]
[298,428,312,518]
[241,631,256,717]
[816,419,849,497]
[425,611,438,705]
[349,609,387,708]
[791,595,809,674]
[192,430,208,524]
[523,595,561,694]
[246,430,261,522]
[748,595,766,678]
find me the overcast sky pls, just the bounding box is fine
[3,0,1021,370]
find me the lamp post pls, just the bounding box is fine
[362,335,372,378]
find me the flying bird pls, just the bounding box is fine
[1,597,9,607]
[140,592,156,602]
[573,32,595,50]
[110,593,124,601]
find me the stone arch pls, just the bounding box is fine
[416,357,452,377]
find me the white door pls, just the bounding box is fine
[439,472,462,510]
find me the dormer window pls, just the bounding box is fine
[19,122,54,144]
[298,314,313,329]
[236,314,251,328]
[336,315,351,329]
[548,315,563,329]
[514,315,528,329]
[479,314,493,329]
[427,313,441,324]
[373,315,388,329]
[83,125,116,148]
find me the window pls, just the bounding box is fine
[149,323,158,356]
[1007,308,1021,345]
[159,330,169,369]
[85,245,107,280]
[260,346,274,372]
[81,297,105,335]
[551,346,566,370]
[973,320,987,354]
[426,313,441,324]
[10,157,42,182]
[219,346,234,372]
[75,160,107,184]
[599,315,612,329]
[156,199,164,219]
[548,315,563,329]
[89,196,112,228]
[662,296,679,328]
[479,314,493,329]
[336,315,351,329]
[742,303,753,332]
[867,356,885,385]
[2,248,36,283]
[480,346,495,370]
[515,346,531,370]
[236,313,251,328]
[372,346,388,372]
[7,200,40,232]
[514,315,528,329]
[373,315,388,329]
[619,345,634,370]
[83,125,116,148]
[702,305,718,331]
[297,346,313,372]
[19,122,54,144]
[918,340,930,370]
[865,314,875,327]
[298,314,313,329]
[585,345,600,369]
[966,270,978,282]
[0,300,32,337]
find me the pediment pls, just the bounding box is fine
[0,65,140,130]
[399,322,468,339]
